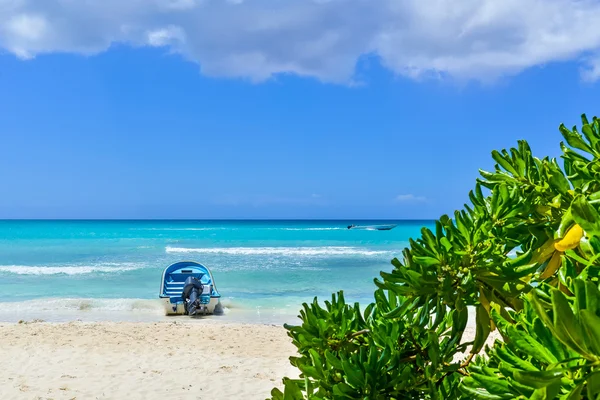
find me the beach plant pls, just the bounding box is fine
[269,114,600,400]
[271,290,468,399]
[461,280,600,399]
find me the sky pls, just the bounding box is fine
[0,0,599,219]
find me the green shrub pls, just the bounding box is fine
[462,280,600,399]
[270,114,600,400]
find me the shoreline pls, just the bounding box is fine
[0,297,305,326]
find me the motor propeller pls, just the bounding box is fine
[182,276,204,316]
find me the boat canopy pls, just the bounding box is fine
[159,261,220,303]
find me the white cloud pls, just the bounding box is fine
[581,54,600,82]
[7,14,47,41]
[395,194,427,203]
[5,14,49,58]
[147,26,185,47]
[1,0,600,82]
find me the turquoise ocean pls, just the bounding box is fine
[0,220,432,324]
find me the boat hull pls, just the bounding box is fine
[348,224,398,231]
[161,296,222,316]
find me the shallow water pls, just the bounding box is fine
[0,220,432,324]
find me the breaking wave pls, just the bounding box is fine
[0,263,144,276]
[165,246,391,256]
[132,227,345,231]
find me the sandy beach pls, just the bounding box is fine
[0,313,492,400]
[0,320,298,400]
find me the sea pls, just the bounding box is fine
[0,220,432,325]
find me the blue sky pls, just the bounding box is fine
[1,1,599,219]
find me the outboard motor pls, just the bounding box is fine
[182,276,204,316]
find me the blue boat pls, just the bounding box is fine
[159,261,223,316]
[347,224,398,231]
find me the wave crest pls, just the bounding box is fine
[0,263,144,276]
[165,246,391,256]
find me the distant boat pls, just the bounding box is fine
[347,224,398,231]
[159,261,223,316]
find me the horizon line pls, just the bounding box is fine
[0,218,436,222]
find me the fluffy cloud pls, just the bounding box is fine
[147,26,185,47]
[1,0,600,83]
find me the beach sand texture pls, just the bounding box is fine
[0,317,493,399]
[0,321,298,400]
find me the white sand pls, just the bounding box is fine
[0,320,298,400]
[0,314,497,400]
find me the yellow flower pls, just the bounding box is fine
[554,224,584,252]
[531,224,584,280]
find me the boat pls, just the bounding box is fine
[159,261,223,316]
[347,224,398,231]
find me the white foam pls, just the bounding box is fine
[0,298,162,312]
[279,227,344,231]
[0,263,144,275]
[131,227,226,231]
[3,297,237,316]
[0,298,168,322]
[165,246,391,256]
[0,297,301,324]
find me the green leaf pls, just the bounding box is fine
[440,237,453,251]
[383,298,416,319]
[492,309,557,365]
[565,381,584,400]
[547,164,572,194]
[332,382,357,398]
[579,309,600,356]
[492,150,519,175]
[571,195,600,236]
[472,304,491,354]
[587,370,600,400]
[451,300,469,338]
[559,125,595,155]
[528,378,562,400]
[270,388,284,400]
[324,350,343,370]
[582,122,600,152]
[282,379,305,400]
[341,360,365,389]
[585,281,600,315]
[460,383,509,400]
[495,345,538,372]
[470,373,511,395]
[531,318,568,363]
[413,256,441,267]
[551,289,591,358]
[513,370,563,389]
